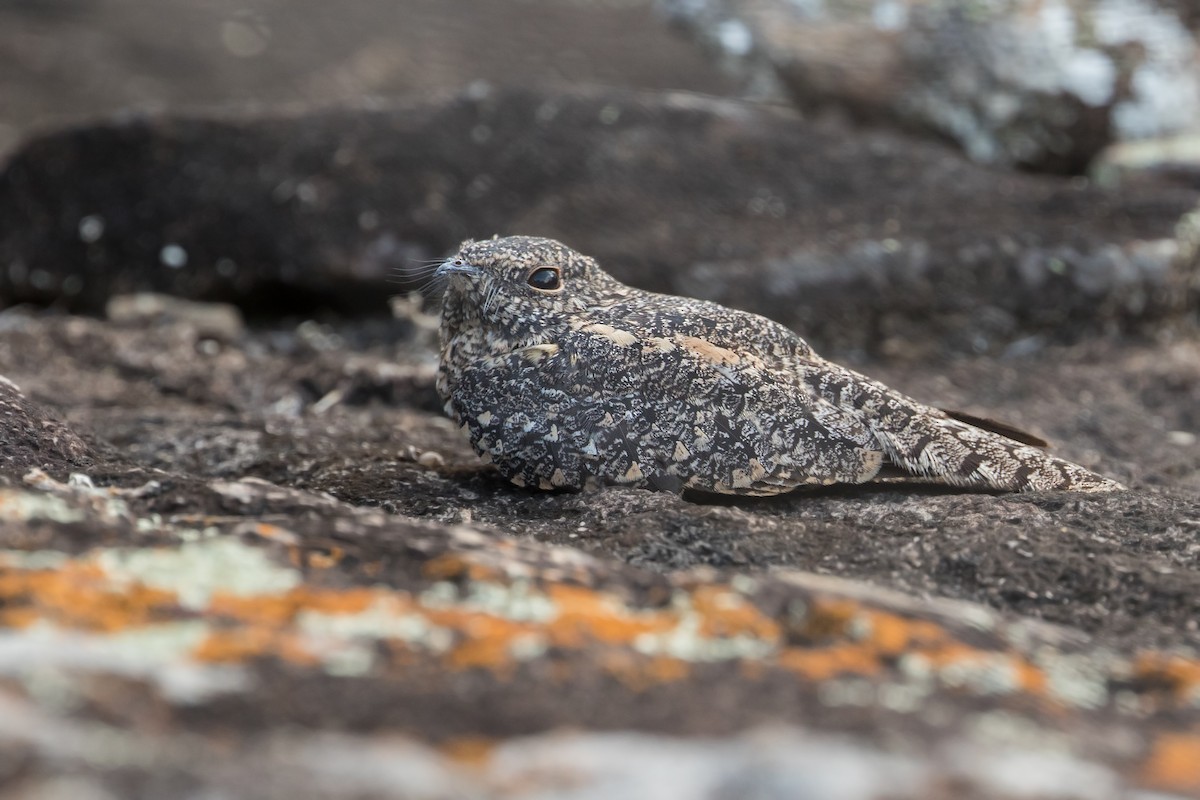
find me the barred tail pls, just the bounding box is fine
[870,414,1124,493]
[798,360,1124,493]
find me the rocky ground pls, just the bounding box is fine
[1,2,1200,799]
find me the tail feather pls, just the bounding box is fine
[937,408,1049,448]
[797,359,1123,493]
[871,414,1124,492]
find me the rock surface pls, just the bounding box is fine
[2,88,1198,356]
[0,281,1198,796]
[0,372,92,477]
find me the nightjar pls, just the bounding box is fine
[435,236,1123,495]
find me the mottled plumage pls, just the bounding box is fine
[436,236,1123,495]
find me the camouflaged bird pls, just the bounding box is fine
[435,236,1123,495]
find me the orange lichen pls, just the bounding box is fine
[1012,660,1048,695]
[1134,653,1200,706]
[778,643,886,681]
[208,587,380,625]
[192,626,319,665]
[773,600,1050,695]
[543,584,676,647]
[422,554,472,580]
[0,606,40,628]
[793,599,859,642]
[0,547,1068,704]
[599,650,692,690]
[421,554,502,582]
[424,609,538,670]
[0,564,179,631]
[860,611,944,656]
[778,600,924,680]
[691,586,781,642]
[1140,733,1200,793]
[251,523,297,542]
[441,736,495,768]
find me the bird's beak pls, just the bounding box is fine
[435,258,480,278]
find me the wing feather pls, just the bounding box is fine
[447,329,884,493]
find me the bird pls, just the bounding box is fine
[435,235,1124,496]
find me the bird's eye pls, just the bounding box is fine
[527,267,562,291]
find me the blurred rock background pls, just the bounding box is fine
[0,0,735,157]
[9,0,1200,172]
[3,0,1198,355]
[662,0,1200,172]
[8,0,1198,173]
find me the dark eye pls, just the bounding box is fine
[527,267,562,291]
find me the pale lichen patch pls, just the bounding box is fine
[299,597,455,662]
[0,490,87,525]
[96,538,302,611]
[0,549,71,570]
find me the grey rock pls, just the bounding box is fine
[660,0,1200,171]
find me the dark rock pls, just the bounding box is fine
[1,88,1197,355]
[0,370,91,480]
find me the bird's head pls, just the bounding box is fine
[437,236,623,339]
